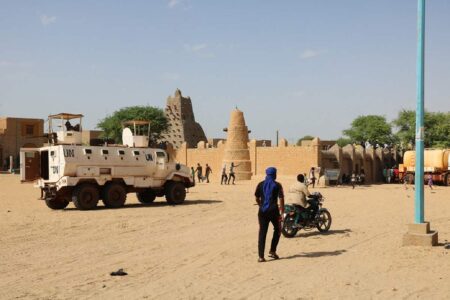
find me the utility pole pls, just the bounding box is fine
[276,130,279,147]
[415,0,425,224]
[403,0,438,246]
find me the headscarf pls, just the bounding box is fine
[262,167,277,212]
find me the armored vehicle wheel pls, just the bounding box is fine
[165,182,186,205]
[103,183,127,208]
[72,183,99,210]
[137,189,156,204]
[45,197,69,210]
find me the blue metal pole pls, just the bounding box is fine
[415,0,425,224]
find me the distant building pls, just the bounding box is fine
[0,117,46,170]
[161,89,207,148]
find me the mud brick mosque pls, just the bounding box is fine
[163,89,399,183]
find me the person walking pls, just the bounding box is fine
[190,167,196,184]
[255,167,284,262]
[195,163,203,183]
[227,162,240,185]
[427,174,433,190]
[351,173,356,189]
[221,164,228,185]
[316,166,321,185]
[205,164,212,183]
[309,167,316,188]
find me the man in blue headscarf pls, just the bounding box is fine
[254,167,285,262]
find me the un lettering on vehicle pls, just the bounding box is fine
[51,166,59,174]
[64,149,75,158]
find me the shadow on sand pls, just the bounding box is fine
[64,199,222,211]
[295,228,352,238]
[281,249,347,260]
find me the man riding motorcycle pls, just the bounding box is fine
[287,174,311,222]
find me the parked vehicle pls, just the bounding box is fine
[400,149,450,186]
[281,192,332,238]
[20,114,194,210]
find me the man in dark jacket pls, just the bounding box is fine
[195,163,203,183]
[255,167,284,262]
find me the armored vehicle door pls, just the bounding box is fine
[154,151,168,178]
[20,149,40,182]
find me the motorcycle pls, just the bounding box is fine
[281,192,332,238]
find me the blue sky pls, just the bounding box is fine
[1,0,449,143]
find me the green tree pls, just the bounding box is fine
[97,106,169,143]
[393,110,450,148]
[296,135,314,146]
[426,112,450,148]
[392,109,415,149]
[342,115,394,145]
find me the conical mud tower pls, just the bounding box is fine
[222,109,252,180]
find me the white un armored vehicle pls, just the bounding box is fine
[20,113,194,210]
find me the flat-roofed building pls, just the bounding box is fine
[0,117,46,170]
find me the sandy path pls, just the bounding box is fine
[0,174,449,299]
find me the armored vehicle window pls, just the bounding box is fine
[102,149,109,155]
[118,150,125,155]
[133,150,140,156]
[156,152,166,158]
[84,149,92,155]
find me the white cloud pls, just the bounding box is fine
[168,0,180,8]
[183,43,215,58]
[300,49,326,59]
[161,72,180,81]
[184,43,207,52]
[40,14,56,26]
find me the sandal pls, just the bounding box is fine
[258,257,266,263]
[268,252,279,259]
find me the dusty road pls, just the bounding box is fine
[0,174,449,299]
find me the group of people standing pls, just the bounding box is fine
[191,163,213,184]
[190,162,239,185]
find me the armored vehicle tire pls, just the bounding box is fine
[165,182,186,205]
[72,183,99,210]
[137,189,156,204]
[103,183,127,208]
[45,197,70,210]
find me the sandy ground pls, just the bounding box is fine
[0,174,449,300]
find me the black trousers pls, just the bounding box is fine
[258,209,281,258]
[228,173,235,184]
[221,174,228,184]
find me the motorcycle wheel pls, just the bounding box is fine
[316,210,332,232]
[281,216,299,238]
